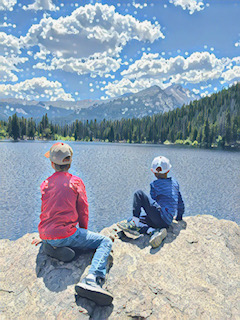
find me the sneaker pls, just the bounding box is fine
[149,228,167,248]
[42,243,75,262]
[117,219,141,236]
[75,276,113,306]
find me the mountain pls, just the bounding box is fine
[0,98,99,123]
[56,84,199,122]
[2,83,239,146]
[0,84,199,123]
[165,84,194,106]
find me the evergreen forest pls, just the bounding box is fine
[1,83,240,149]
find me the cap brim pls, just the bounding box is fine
[44,151,50,158]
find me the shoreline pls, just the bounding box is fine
[1,137,240,151]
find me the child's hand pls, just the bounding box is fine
[109,229,119,242]
[31,238,42,246]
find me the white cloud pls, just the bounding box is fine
[0,56,28,82]
[0,32,21,55]
[222,66,240,82]
[104,78,158,97]
[192,88,200,94]
[123,51,229,82]
[169,0,205,14]
[0,77,74,101]
[21,3,163,76]
[22,4,163,57]
[0,32,26,83]
[104,52,240,97]
[232,57,240,64]
[235,40,240,47]
[0,22,16,28]
[34,54,122,77]
[132,2,147,10]
[23,0,57,11]
[0,0,16,11]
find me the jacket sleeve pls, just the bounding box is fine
[76,180,89,229]
[176,191,185,221]
[150,183,157,200]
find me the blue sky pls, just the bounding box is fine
[0,0,240,102]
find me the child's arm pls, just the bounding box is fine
[150,183,157,200]
[176,191,184,221]
[76,180,89,229]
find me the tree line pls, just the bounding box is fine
[1,83,240,148]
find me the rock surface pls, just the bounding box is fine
[1,215,240,320]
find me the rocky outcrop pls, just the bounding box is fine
[0,215,240,320]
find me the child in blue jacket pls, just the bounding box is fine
[118,156,184,248]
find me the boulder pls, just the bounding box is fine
[0,215,239,320]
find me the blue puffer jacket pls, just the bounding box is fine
[150,177,184,225]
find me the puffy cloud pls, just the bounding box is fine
[0,77,74,101]
[0,56,28,82]
[21,3,163,76]
[23,3,163,58]
[0,0,16,11]
[169,0,205,14]
[0,32,26,83]
[222,66,240,82]
[0,32,21,55]
[232,57,240,64]
[34,54,122,77]
[23,0,57,11]
[104,52,239,97]
[104,78,161,97]
[123,51,230,82]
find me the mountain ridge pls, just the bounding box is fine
[0,84,199,123]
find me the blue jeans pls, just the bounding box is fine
[44,228,112,279]
[133,190,168,231]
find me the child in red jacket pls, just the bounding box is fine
[39,142,113,306]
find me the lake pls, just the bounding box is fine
[0,141,239,240]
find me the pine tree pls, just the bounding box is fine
[10,114,20,141]
[225,109,231,144]
[7,116,12,136]
[203,118,210,147]
[27,118,36,139]
[108,126,114,142]
[20,117,26,139]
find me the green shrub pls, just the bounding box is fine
[175,139,184,145]
[192,140,198,146]
[183,139,192,145]
[164,140,172,145]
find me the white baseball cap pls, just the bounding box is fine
[44,142,73,165]
[151,156,172,174]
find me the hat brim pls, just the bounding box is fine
[44,151,50,158]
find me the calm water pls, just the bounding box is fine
[0,141,239,240]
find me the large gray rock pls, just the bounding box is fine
[0,215,239,320]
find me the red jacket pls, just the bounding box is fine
[38,172,89,240]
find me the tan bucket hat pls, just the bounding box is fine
[44,142,73,165]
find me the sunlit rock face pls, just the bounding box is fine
[1,215,239,319]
